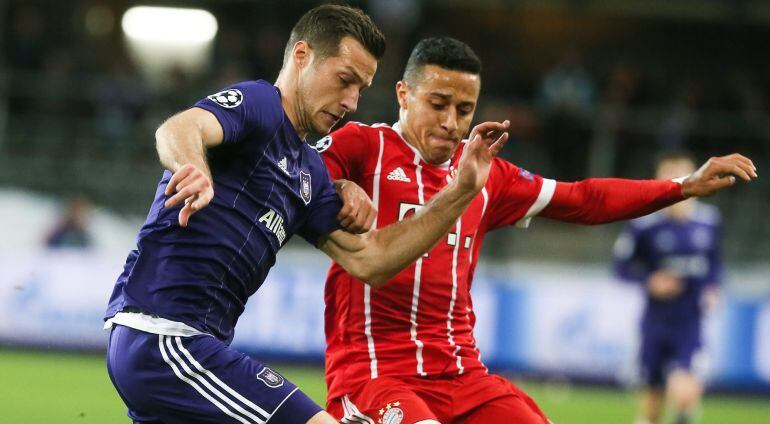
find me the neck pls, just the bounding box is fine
[666,198,696,221]
[275,71,308,139]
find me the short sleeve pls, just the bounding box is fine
[483,158,554,230]
[319,122,370,181]
[194,80,283,144]
[297,157,343,246]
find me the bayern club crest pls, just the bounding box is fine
[378,401,403,424]
[300,171,312,205]
[256,367,284,388]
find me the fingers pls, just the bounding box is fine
[165,168,212,208]
[488,132,509,157]
[165,165,194,196]
[707,156,756,181]
[708,175,736,192]
[362,206,377,232]
[336,201,354,222]
[190,190,213,211]
[178,200,194,227]
[730,163,752,182]
[725,153,756,173]
[165,182,204,208]
[472,120,509,136]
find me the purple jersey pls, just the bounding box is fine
[613,202,722,330]
[105,80,342,343]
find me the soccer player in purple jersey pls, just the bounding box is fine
[103,5,509,424]
[614,151,725,424]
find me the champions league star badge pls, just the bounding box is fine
[300,171,312,205]
[207,89,243,108]
[312,135,333,153]
[256,367,284,388]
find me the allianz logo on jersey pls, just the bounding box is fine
[387,167,411,182]
[258,209,286,245]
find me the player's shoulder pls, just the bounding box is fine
[691,202,722,226]
[206,80,278,106]
[313,121,394,153]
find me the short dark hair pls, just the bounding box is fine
[403,37,482,84]
[283,4,386,65]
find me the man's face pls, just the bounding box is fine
[297,36,377,134]
[397,65,481,164]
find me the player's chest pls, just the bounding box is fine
[644,224,715,255]
[368,157,487,243]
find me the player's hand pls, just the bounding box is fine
[334,179,377,234]
[454,120,510,193]
[681,153,757,197]
[468,120,510,147]
[647,270,684,300]
[164,164,214,227]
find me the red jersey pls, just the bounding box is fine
[320,122,556,402]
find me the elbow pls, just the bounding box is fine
[349,267,389,289]
[344,257,391,289]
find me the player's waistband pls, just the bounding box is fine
[104,308,208,337]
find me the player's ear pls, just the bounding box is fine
[396,81,409,110]
[292,41,311,69]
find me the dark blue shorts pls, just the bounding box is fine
[107,325,322,423]
[639,327,702,387]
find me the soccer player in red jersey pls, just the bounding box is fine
[319,38,757,424]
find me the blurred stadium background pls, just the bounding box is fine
[1,0,769,422]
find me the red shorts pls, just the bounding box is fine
[327,371,550,424]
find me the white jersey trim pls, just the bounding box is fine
[340,395,375,424]
[105,312,206,337]
[363,131,386,379]
[159,335,267,424]
[515,178,556,228]
[446,218,464,375]
[410,152,427,376]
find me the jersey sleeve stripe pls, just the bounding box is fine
[515,178,556,228]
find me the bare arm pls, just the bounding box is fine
[541,154,757,225]
[156,107,224,227]
[319,121,510,287]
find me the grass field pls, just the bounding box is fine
[1,348,768,423]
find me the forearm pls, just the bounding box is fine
[156,115,212,179]
[323,179,476,286]
[541,178,683,225]
[367,180,475,278]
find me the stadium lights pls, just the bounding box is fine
[121,6,218,44]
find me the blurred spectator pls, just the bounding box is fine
[538,48,597,180]
[613,152,722,424]
[45,195,93,249]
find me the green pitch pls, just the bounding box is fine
[1,348,768,423]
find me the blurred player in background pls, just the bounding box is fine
[103,6,508,423]
[614,151,723,424]
[320,37,756,424]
